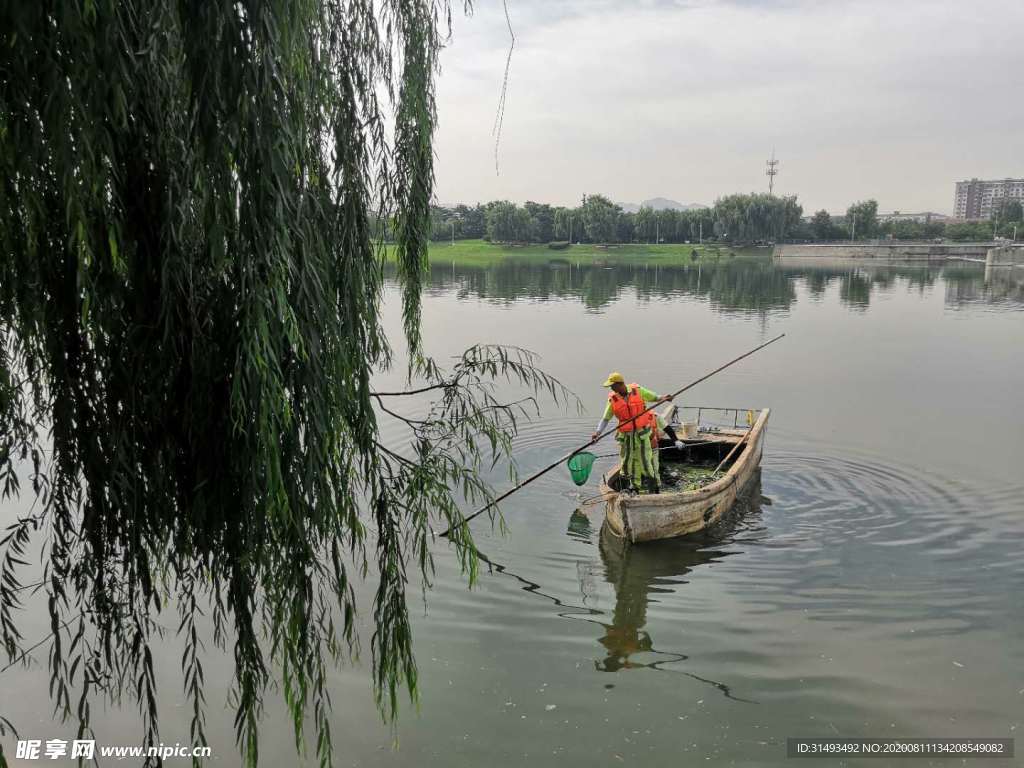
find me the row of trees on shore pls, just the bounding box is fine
[417,195,1023,247]
[421,193,802,246]
[809,199,1023,242]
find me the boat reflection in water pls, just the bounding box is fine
[580,476,764,699]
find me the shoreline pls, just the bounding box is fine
[385,239,768,266]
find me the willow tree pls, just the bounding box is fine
[0,2,566,766]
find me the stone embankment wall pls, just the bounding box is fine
[986,247,1024,266]
[773,242,997,261]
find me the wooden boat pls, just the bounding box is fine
[599,406,770,544]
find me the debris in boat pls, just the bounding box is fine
[660,465,718,491]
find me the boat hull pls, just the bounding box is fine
[600,408,769,544]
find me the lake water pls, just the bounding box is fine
[4,256,1023,766]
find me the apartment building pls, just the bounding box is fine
[954,178,1024,219]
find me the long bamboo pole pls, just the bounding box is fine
[437,333,785,538]
[711,423,754,476]
[590,440,715,460]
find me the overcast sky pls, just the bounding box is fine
[431,0,1024,214]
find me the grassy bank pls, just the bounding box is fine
[385,239,767,267]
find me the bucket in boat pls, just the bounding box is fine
[681,421,699,439]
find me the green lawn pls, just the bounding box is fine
[385,239,767,267]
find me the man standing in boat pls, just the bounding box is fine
[592,373,679,494]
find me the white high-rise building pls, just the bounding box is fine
[954,178,1024,220]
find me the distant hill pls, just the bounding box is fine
[618,197,706,213]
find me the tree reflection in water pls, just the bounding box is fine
[387,258,1016,315]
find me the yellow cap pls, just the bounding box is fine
[602,371,625,387]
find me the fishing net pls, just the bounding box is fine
[567,452,597,486]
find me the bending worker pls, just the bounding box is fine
[591,373,682,494]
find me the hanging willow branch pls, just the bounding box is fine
[369,345,577,716]
[0,2,574,768]
[492,0,515,175]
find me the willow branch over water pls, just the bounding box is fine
[0,3,574,767]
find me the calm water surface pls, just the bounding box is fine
[4,257,1023,767]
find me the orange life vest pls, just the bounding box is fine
[608,384,655,433]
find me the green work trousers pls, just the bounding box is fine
[617,426,659,492]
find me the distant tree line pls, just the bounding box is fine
[804,198,1023,243]
[383,195,1023,247]
[390,193,805,246]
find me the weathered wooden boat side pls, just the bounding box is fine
[600,408,770,543]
